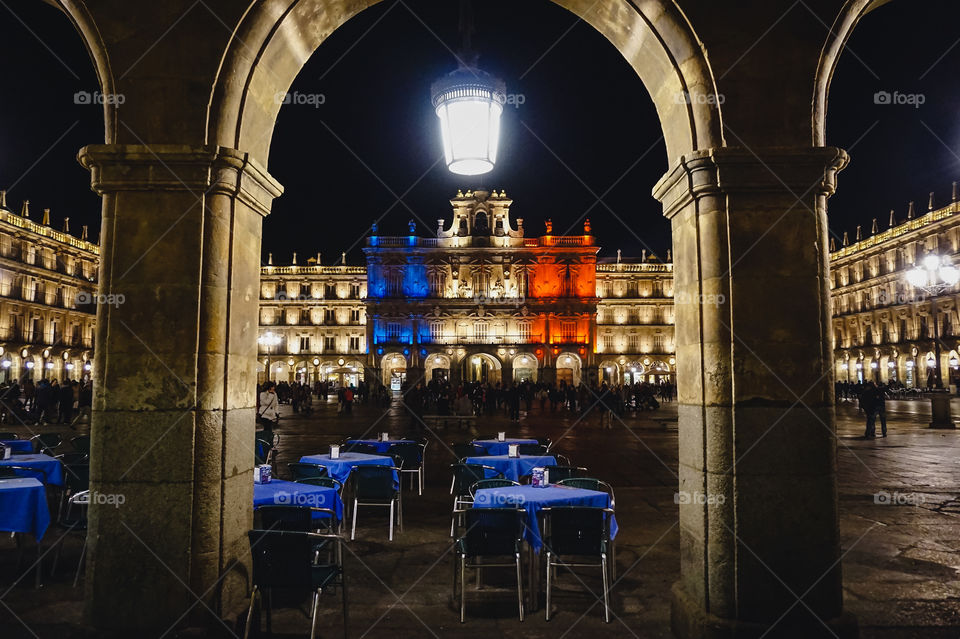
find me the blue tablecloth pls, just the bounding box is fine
[346,439,416,453]
[0,477,51,540]
[299,452,395,484]
[465,455,556,482]
[474,484,618,551]
[1,440,33,454]
[0,453,64,486]
[471,439,539,456]
[253,479,343,521]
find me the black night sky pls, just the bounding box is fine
[2,1,959,265]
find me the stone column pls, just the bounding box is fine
[78,144,282,633]
[654,147,857,638]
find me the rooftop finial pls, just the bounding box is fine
[341,251,346,265]
[42,208,50,226]
[584,218,591,234]
[317,252,321,265]
[855,225,862,241]
[63,217,70,233]
[616,249,621,264]
[408,219,416,234]
[544,219,552,234]
[830,237,836,252]
[292,251,297,265]
[666,249,672,262]
[842,231,849,247]
[871,218,878,234]
[642,249,647,262]
[81,225,88,240]
[21,200,29,218]
[0,191,6,209]
[907,201,915,219]
[889,209,896,228]
[267,252,273,265]
[929,192,936,210]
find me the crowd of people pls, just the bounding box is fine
[0,378,93,426]
[836,380,890,438]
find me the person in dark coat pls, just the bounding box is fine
[861,380,879,438]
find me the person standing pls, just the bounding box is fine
[874,382,888,437]
[861,380,878,438]
[257,381,279,428]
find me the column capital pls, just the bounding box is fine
[77,144,283,217]
[654,146,849,219]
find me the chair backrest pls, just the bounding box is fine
[255,438,273,465]
[543,507,610,556]
[461,508,524,557]
[70,435,91,455]
[542,465,589,482]
[469,478,519,498]
[536,437,553,448]
[387,443,423,469]
[248,530,318,588]
[517,443,548,456]
[343,442,378,455]
[256,505,316,532]
[451,463,492,496]
[63,463,90,493]
[557,477,614,507]
[351,465,397,500]
[287,462,328,481]
[33,433,62,454]
[0,432,17,440]
[295,476,344,494]
[451,443,484,460]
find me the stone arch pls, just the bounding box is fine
[814,0,895,145]
[208,0,722,168]
[425,352,450,381]
[463,352,502,384]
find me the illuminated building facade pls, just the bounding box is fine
[831,187,960,388]
[0,192,97,382]
[257,190,677,387]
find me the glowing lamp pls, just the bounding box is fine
[906,360,914,369]
[1,361,10,369]
[25,361,34,369]
[906,267,928,288]
[887,361,895,368]
[928,356,936,367]
[870,361,878,369]
[941,265,960,285]
[431,67,506,176]
[952,356,959,368]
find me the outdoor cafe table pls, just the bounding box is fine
[1,439,34,454]
[471,438,538,456]
[473,483,618,610]
[345,439,416,454]
[253,479,343,523]
[298,452,396,485]
[0,453,64,486]
[0,477,51,540]
[464,454,556,483]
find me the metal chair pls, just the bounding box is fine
[451,442,485,461]
[517,443,549,456]
[287,462,329,481]
[388,442,425,495]
[557,477,616,509]
[449,463,502,536]
[244,530,347,639]
[468,478,519,499]
[295,476,344,495]
[0,432,18,439]
[31,433,62,456]
[50,490,90,586]
[454,507,526,623]
[255,438,276,466]
[542,506,615,622]
[349,465,402,541]
[57,460,89,523]
[70,434,91,456]
[541,465,589,483]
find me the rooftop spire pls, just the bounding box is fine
[830,237,836,252]
[21,200,29,218]
[889,209,896,228]
[267,252,273,265]
[855,225,862,241]
[81,225,88,240]
[42,208,50,226]
[666,249,672,262]
[63,217,70,233]
[929,192,936,210]
[316,252,321,265]
[871,218,878,234]
[842,231,849,247]
[341,251,346,264]
[907,201,915,219]
[0,191,6,209]
[292,251,297,265]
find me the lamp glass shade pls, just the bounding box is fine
[906,267,928,288]
[432,68,506,176]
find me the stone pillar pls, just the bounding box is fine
[654,147,857,638]
[78,145,282,633]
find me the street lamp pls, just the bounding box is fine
[258,331,282,382]
[906,253,959,389]
[431,0,505,176]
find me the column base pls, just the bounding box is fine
[670,583,858,639]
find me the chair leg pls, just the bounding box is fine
[388,501,394,541]
[309,587,322,639]
[516,552,524,622]
[342,569,350,639]
[243,586,259,639]
[460,555,466,623]
[418,469,423,496]
[545,552,552,621]
[397,494,403,533]
[601,553,610,623]
[73,539,87,588]
[450,498,458,537]
[351,498,358,540]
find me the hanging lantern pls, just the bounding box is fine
[432,67,506,175]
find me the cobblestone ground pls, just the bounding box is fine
[1,395,959,637]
